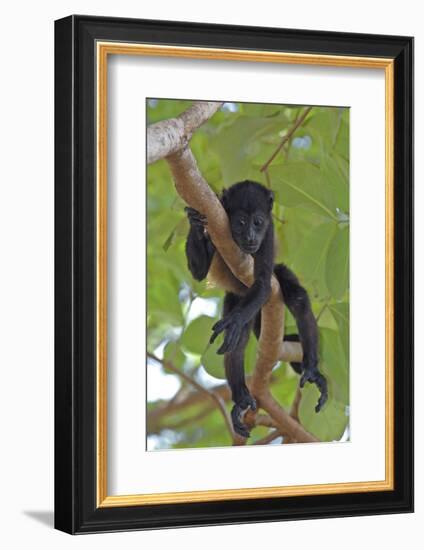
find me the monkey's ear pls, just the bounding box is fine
[268,189,274,210]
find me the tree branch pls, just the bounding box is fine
[253,430,283,446]
[260,106,312,173]
[147,101,223,164]
[282,385,303,444]
[289,385,302,423]
[254,414,278,429]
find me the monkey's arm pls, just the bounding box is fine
[185,207,215,281]
[210,226,274,354]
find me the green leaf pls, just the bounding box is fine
[328,302,349,361]
[291,221,337,299]
[306,108,340,150]
[148,244,189,288]
[320,153,349,213]
[163,341,186,370]
[270,162,338,221]
[181,315,215,355]
[162,217,189,252]
[241,102,287,118]
[315,305,337,330]
[270,365,299,409]
[210,114,289,184]
[201,340,225,379]
[210,117,269,184]
[334,110,350,159]
[299,388,348,441]
[319,327,349,404]
[172,408,233,448]
[147,99,194,124]
[147,276,183,327]
[326,225,349,299]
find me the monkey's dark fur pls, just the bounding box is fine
[185,180,328,438]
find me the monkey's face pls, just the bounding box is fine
[230,210,270,254]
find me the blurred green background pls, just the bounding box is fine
[146,100,349,450]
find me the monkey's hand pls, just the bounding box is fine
[210,311,244,354]
[231,394,257,438]
[300,365,328,413]
[185,207,207,238]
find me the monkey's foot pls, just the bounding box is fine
[300,367,328,413]
[231,396,257,438]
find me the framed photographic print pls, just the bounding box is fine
[54,15,414,534]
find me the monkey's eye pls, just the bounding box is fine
[239,218,247,226]
[254,218,264,227]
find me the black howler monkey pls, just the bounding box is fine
[185,180,328,438]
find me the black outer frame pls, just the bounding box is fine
[54,15,414,534]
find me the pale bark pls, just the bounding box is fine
[147,101,223,164]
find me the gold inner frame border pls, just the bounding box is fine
[96,42,394,508]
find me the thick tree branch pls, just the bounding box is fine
[147,101,223,164]
[282,386,303,444]
[289,386,302,423]
[258,389,317,442]
[148,101,317,444]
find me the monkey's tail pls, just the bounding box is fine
[272,263,304,375]
[283,333,303,375]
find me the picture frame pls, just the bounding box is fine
[54,14,414,534]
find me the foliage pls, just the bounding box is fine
[147,100,349,449]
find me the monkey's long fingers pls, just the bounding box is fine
[300,367,320,388]
[209,331,219,345]
[231,405,251,439]
[210,317,231,344]
[245,395,257,413]
[217,325,241,354]
[314,374,328,413]
[315,393,327,413]
[210,324,225,344]
[299,369,328,411]
[299,371,308,389]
